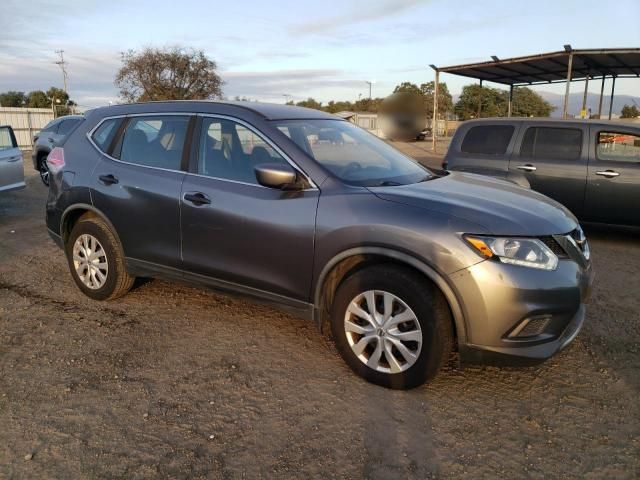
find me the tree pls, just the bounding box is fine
[393,82,422,96]
[510,87,554,117]
[420,81,453,118]
[621,104,640,118]
[454,85,553,120]
[0,91,26,107]
[115,46,223,103]
[295,98,323,110]
[26,90,49,108]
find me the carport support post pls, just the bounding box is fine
[508,85,514,117]
[477,79,483,118]
[563,53,574,118]
[608,76,616,120]
[431,66,439,154]
[581,74,590,118]
[597,76,606,118]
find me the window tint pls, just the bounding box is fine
[119,116,189,170]
[92,119,120,152]
[57,118,81,136]
[460,125,514,155]
[520,127,582,161]
[198,118,288,184]
[0,127,16,150]
[597,132,640,163]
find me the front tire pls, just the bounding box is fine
[66,216,135,300]
[330,265,453,389]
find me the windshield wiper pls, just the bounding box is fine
[375,180,404,187]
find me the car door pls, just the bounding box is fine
[180,115,319,301]
[509,123,588,218]
[583,126,640,226]
[90,114,191,268]
[0,125,25,192]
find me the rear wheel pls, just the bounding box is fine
[38,154,50,186]
[66,216,135,300]
[330,265,453,389]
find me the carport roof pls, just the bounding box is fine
[436,48,640,86]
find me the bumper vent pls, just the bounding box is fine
[509,315,552,338]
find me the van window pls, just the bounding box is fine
[460,125,514,155]
[118,116,190,170]
[597,132,640,163]
[520,127,582,161]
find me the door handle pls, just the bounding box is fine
[516,164,537,172]
[98,174,119,185]
[47,138,55,143]
[183,192,211,206]
[595,170,620,178]
[7,155,21,162]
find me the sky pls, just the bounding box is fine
[1,0,639,110]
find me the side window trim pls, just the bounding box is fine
[191,113,317,189]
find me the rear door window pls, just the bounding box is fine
[117,116,190,170]
[460,125,514,155]
[596,132,640,163]
[0,126,17,150]
[520,127,582,160]
[57,118,82,136]
[91,118,121,152]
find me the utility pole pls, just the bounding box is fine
[55,50,69,93]
[365,81,373,100]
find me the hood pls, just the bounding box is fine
[369,171,577,236]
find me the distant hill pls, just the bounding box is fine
[538,91,640,118]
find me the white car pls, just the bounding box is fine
[0,125,24,192]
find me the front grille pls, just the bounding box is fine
[540,236,567,257]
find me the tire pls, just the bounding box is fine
[65,216,135,301]
[330,265,453,389]
[38,153,50,186]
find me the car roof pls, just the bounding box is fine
[90,100,339,121]
[461,117,640,129]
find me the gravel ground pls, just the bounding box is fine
[0,147,638,479]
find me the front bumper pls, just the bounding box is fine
[449,256,593,366]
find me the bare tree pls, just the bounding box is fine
[115,46,223,103]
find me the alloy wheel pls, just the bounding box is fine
[39,162,50,186]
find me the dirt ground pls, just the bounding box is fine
[0,145,639,479]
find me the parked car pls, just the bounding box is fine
[415,127,431,141]
[444,118,640,227]
[0,125,24,193]
[32,115,84,186]
[45,102,592,389]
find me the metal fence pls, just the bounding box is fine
[0,107,55,151]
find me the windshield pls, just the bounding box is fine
[274,119,432,187]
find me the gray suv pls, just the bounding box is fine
[32,115,83,185]
[444,118,640,227]
[45,102,593,389]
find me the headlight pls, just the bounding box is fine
[465,235,558,270]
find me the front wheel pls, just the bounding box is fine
[65,216,135,300]
[330,265,453,389]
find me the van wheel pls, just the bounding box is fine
[65,216,135,300]
[330,265,453,389]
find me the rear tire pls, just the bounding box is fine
[38,154,50,186]
[65,216,135,300]
[330,265,453,389]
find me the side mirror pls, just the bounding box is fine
[254,163,299,189]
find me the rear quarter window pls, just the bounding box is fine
[460,125,514,155]
[91,118,122,153]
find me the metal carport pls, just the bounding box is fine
[429,46,640,151]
